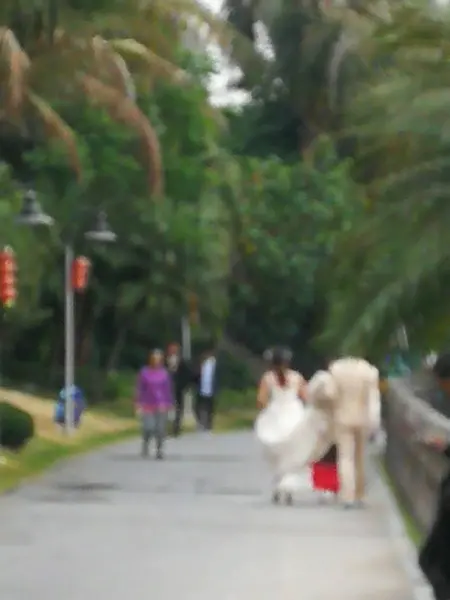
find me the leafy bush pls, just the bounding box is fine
[217,351,257,390]
[103,371,135,402]
[0,402,35,451]
[216,388,256,413]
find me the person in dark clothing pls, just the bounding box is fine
[433,353,450,379]
[193,347,219,431]
[418,436,450,600]
[165,342,192,436]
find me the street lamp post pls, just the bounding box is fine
[63,242,76,433]
[63,211,116,435]
[17,194,116,436]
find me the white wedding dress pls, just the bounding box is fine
[255,370,336,497]
[255,367,383,500]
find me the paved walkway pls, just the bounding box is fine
[0,432,425,600]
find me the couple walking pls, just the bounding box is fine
[135,344,219,459]
[256,348,380,507]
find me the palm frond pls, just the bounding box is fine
[91,36,136,99]
[81,74,162,196]
[109,38,187,84]
[0,0,237,192]
[0,27,30,115]
[27,91,82,179]
[88,0,231,50]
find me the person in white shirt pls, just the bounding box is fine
[194,348,218,431]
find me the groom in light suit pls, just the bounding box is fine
[329,357,380,508]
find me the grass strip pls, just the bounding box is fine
[0,426,138,494]
[380,463,422,546]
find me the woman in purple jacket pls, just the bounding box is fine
[136,349,174,459]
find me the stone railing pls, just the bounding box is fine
[384,376,450,533]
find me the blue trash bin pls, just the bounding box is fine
[54,385,85,427]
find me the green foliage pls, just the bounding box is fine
[216,388,255,413]
[227,101,301,162]
[0,0,229,190]
[318,5,450,359]
[0,8,370,397]
[0,402,35,451]
[217,350,257,390]
[225,138,359,369]
[223,0,362,155]
[103,371,135,403]
[1,48,239,396]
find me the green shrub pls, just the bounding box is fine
[0,402,35,451]
[216,351,257,390]
[216,388,256,412]
[103,371,135,402]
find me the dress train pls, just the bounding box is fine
[255,370,336,498]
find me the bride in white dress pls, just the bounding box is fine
[255,347,307,504]
[255,350,338,505]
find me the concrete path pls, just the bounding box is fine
[0,432,421,600]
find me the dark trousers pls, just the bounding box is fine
[195,393,215,431]
[172,390,184,436]
[419,504,450,600]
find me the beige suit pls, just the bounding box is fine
[329,358,379,504]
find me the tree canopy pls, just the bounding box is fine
[2,0,449,400]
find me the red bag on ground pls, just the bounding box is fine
[310,445,340,494]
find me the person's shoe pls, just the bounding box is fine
[272,491,280,504]
[342,502,354,510]
[285,493,293,506]
[156,449,164,460]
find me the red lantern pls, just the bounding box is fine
[71,256,91,292]
[0,246,17,307]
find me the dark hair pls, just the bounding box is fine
[268,346,292,388]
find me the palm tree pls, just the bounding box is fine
[0,0,226,193]
[319,5,450,357]
[222,0,364,154]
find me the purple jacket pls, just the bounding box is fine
[136,367,174,413]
